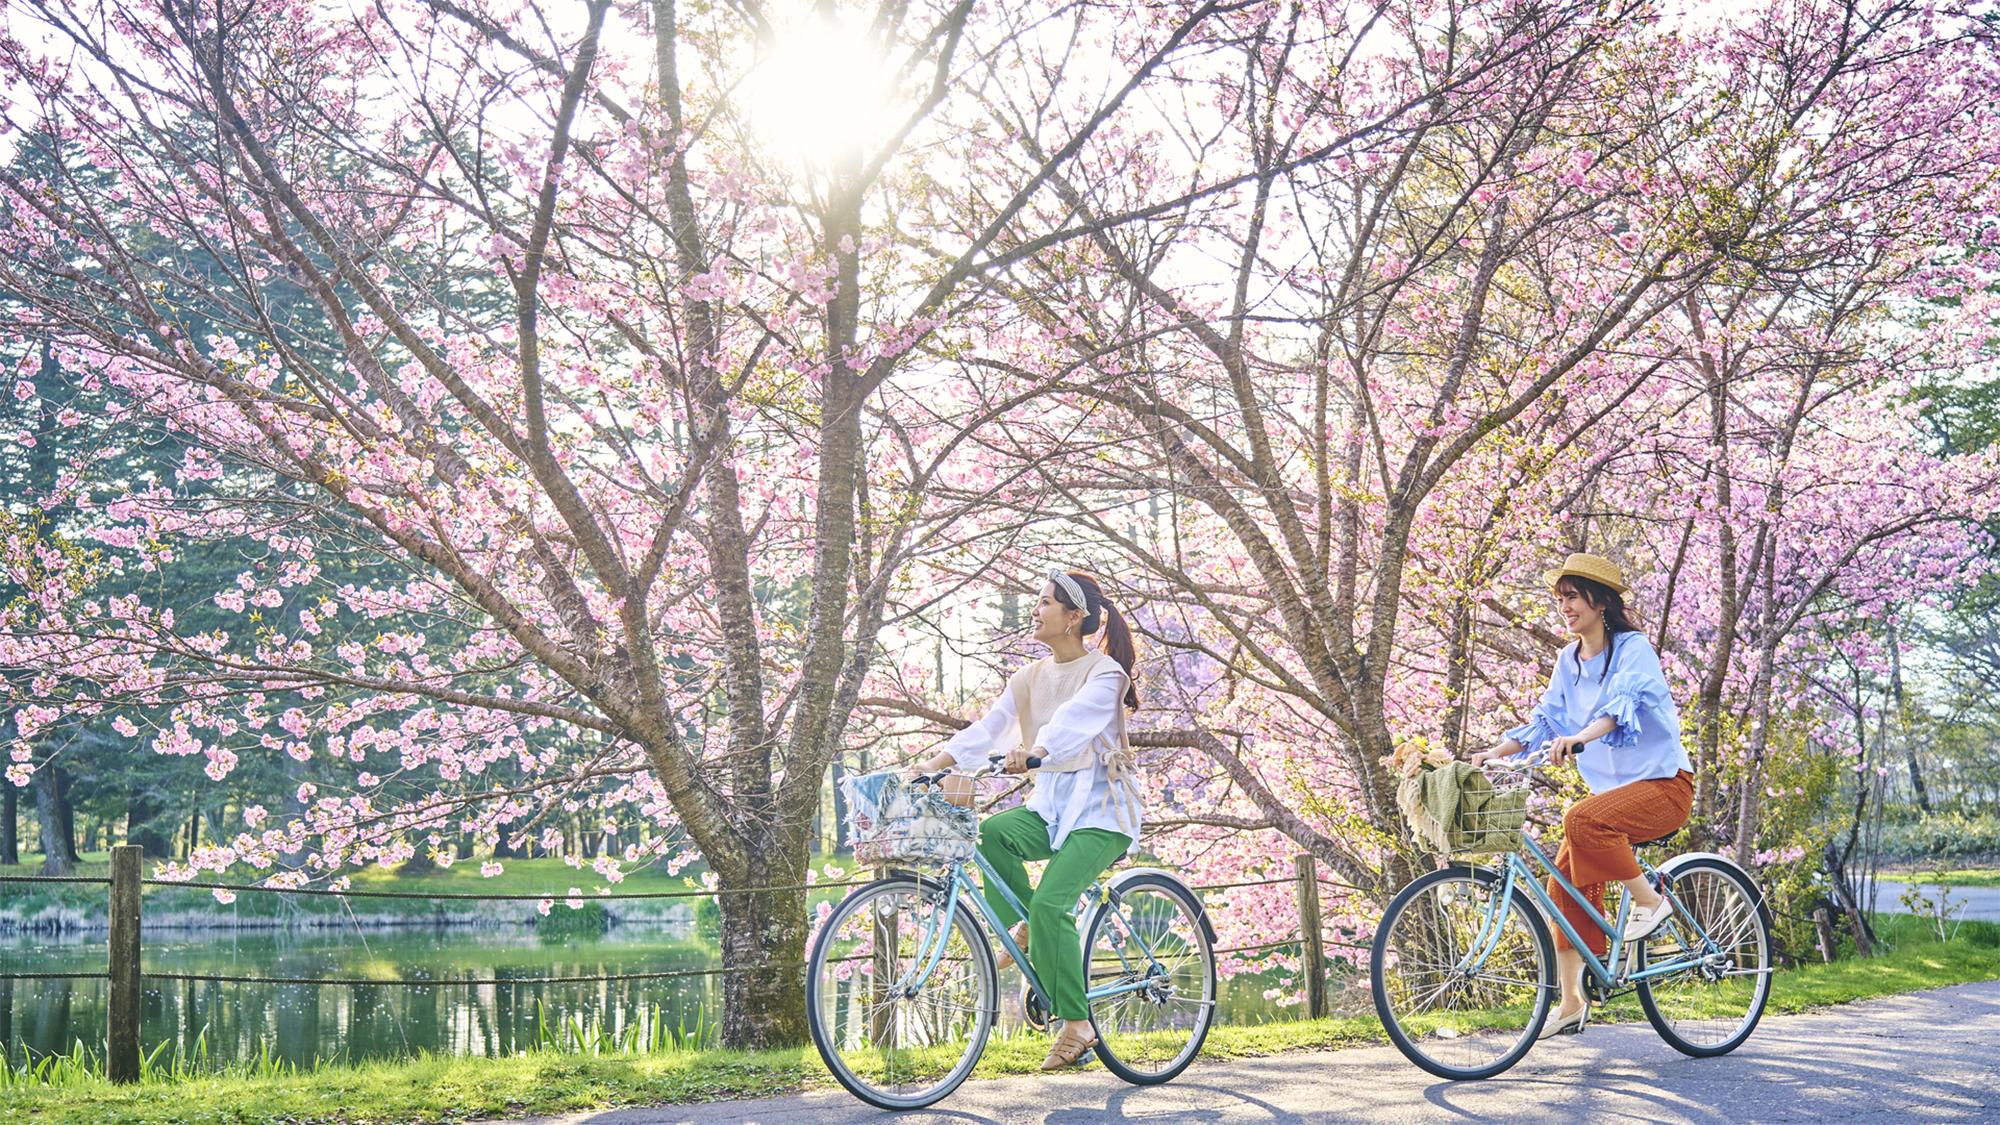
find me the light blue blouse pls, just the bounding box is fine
[1501,631,1693,794]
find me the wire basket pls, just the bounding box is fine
[840,771,980,866]
[1396,762,1531,855]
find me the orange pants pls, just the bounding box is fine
[1546,771,1694,955]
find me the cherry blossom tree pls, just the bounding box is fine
[929,0,2000,908]
[0,0,1273,1045]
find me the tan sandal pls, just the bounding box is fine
[995,922,1029,972]
[1040,1020,1098,1071]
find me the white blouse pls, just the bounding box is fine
[942,662,1139,851]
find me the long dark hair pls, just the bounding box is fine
[1053,571,1141,711]
[1554,574,1640,684]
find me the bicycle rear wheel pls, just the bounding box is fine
[1082,873,1216,1084]
[1372,865,1555,1081]
[806,875,997,1109]
[1636,857,1772,1057]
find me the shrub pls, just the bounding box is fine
[536,900,610,939]
[1878,810,2000,862]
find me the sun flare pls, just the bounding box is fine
[741,18,895,167]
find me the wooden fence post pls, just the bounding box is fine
[1294,854,1328,1020]
[108,844,142,1084]
[1812,908,1838,963]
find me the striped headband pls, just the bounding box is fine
[1045,567,1089,611]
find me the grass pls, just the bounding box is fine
[0,914,1993,1124]
[1879,868,2000,888]
[0,852,864,926]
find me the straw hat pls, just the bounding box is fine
[1545,553,1630,594]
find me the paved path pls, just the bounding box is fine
[516,980,2000,1125]
[1889,883,2000,922]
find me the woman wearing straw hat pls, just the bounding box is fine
[916,568,1145,1072]
[1471,553,1695,1040]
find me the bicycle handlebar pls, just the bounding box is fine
[1493,740,1580,770]
[909,755,1041,791]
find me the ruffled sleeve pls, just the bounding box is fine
[941,690,1020,770]
[1502,658,1568,756]
[1589,635,1673,749]
[1502,706,1560,757]
[1030,664,1127,770]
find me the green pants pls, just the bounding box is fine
[976,806,1131,1021]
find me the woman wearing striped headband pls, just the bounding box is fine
[918,567,1144,1071]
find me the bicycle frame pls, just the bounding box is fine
[1461,835,1732,992]
[886,849,1169,1014]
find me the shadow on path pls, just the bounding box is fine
[515,980,2000,1125]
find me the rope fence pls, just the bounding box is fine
[4,846,1363,1080]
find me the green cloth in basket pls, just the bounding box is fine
[1396,761,1528,854]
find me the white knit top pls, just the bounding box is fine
[942,654,1141,851]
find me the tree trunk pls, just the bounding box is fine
[55,772,79,863]
[281,755,311,868]
[1,785,16,865]
[1440,594,1474,752]
[126,789,173,858]
[1888,624,1930,813]
[715,848,810,1047]
[33,768,73,877]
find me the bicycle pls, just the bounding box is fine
[805,758,1218,1109]
[1370,747,1774,1080]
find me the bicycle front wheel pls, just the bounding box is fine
[806,875,998,1109]
[1371,865,1555,1081]
[1636,857,1772,1057]
[1083,873,1217,1084]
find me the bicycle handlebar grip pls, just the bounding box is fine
[1024,755,1042,770]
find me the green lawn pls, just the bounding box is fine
[0,916,1993,1124]
[0,853,865,922]
[1879,868,2000,888]
[0,850,729,894]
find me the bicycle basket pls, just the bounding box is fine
[840,770,979,866]
[1395,761,1530,855]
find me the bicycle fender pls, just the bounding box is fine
[1101,867,1219,944]
[1652,851,1755,887]
[1652,852,1773,915]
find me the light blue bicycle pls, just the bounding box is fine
[1370,748,1774,1080]
[806,758,1217,1109]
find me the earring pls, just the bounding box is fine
[1065,624,1073,636]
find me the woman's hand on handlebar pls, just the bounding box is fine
[1001,747,1036,775]
[1548,716,1615,767]
[1470,738,1523,768]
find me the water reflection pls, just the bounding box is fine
[0,923,1305,1068]
[0,924,721,1068]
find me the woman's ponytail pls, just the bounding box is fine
[1100,600,1141,711]
[1061,570,1141,712]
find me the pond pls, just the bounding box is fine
[0,920,1308,1069]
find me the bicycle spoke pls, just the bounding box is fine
[808,879,996,1109]
[1086,879,1217,1084]
[1638,862,1772,1057]
[1373,870,1551,1081]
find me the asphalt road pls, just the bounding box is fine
[516,979,1999,1125]
[1892,883,2000,922]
